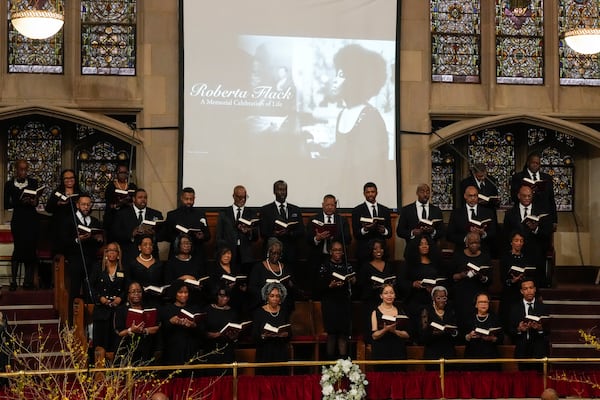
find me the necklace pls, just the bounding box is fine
[266,260,283,277]
[267,306,280,317]
[14,179,28,190]
[115,180,128,190]
[176,254,191,262]
[212,304,229,311]
[139,253,153,262]
[433,304,445,317]
[476,314,489,323]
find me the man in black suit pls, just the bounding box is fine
[396,183,444,258]
[216,185,259,274]
[112,188,164,263]
[446,185,497,252]
[459,163,500,219]
[164,187,211,263]
[509,279,549,370]
[351,182,392,266]
[503,185,553,287]
[510,152,557,227]
[259,180,304,267]
[59,194,103,317]
[307,194,352,265]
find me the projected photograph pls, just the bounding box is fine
[188,36,395,162]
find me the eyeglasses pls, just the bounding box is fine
[435,296,447,301]
[477,300,490,304]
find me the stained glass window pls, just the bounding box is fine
[431,0,481,83]
[559,0,600,85]
[6,121,62,206]
[81,0,137,76]
[7,0,64,74]
[76,127,135,210]
[527,128,574,211]
[467,129,515,207]
[431,148,456,210]
[495,0,544,84]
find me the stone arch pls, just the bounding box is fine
[428,114,600,149]
[0,104,141,145]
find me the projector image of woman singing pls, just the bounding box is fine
[329,44,389,164]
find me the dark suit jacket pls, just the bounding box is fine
[503,205,552,273]
[446,205,497,250]
[164,206,211,261]
[216,206,259,265]
[112,205,164,261]
[508,299,549,359]
[60,214,104,260]
[259,201,305,265]
[459,175,499,201]
[510,170,557,224]
[306,212,352,262]
[396,201,445,244]
[351,202,392,263]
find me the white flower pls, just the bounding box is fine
[320,358,367,400]
[322,384,334,396]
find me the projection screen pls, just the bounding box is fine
[181,0,397,209]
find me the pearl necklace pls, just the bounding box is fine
[14,179,28,190]
[266,260,283,277]
[476,314,489,323]
[267,307,280,317]
[139,253,153,262]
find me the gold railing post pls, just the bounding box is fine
[543,357,548,388]
[232,361,238,400]
[440,358,445,400]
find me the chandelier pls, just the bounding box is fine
[10,0,64,40]
[564,28,600,55]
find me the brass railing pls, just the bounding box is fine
[1,357,599,400]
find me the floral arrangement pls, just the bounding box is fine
[320,358,368,400]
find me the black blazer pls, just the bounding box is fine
[216,206,260,264]
[306,212,352,257]
[164,206,211,260]
[446,205,497,250]
[396,201,445,241]
[510,170,557,224]
[60,214,104,259]
[259,201,304,265]
[112,205,164,261]
[508,299,550,359]
[351,202,392,263]
[503,205,552,265]
[459,175,499,201]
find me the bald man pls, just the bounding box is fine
[540,388,559,400]
[150,392,169,400]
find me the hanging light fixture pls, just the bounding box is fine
[10,0,64,40]
[564,28,600,54]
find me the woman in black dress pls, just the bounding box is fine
[463,292,503,370]
[358,238,399,342]
[124,235,165,305]
[159,279,203,368]
[165,233,207,306]
[203,286,245,375]
[249,239,295,313]
[500,231,533,330]
[318,240,355,360]
[114,281,161,364]
[91,242,126,354]
[3,160,41,290]
[419,286,458,371]
[252,282,290,375]
[45,168,81,255]
[207,246,249,318]
[451,232,492,330]
[405,235,444,335]
[103,163,136,243]
[370,283,410,371]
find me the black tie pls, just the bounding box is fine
[470,208,476,220]
[523,207,529,220]
[279,204,286,220]
[236,207,241,221]
[532,173,538,181]
[421,203,427,219]
[137,210,143,224]
[527,302,534,315]
[372,205,377,218]
[327,215,332,224]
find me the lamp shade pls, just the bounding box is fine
[11,9,64,40]
[564,28,600,55]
